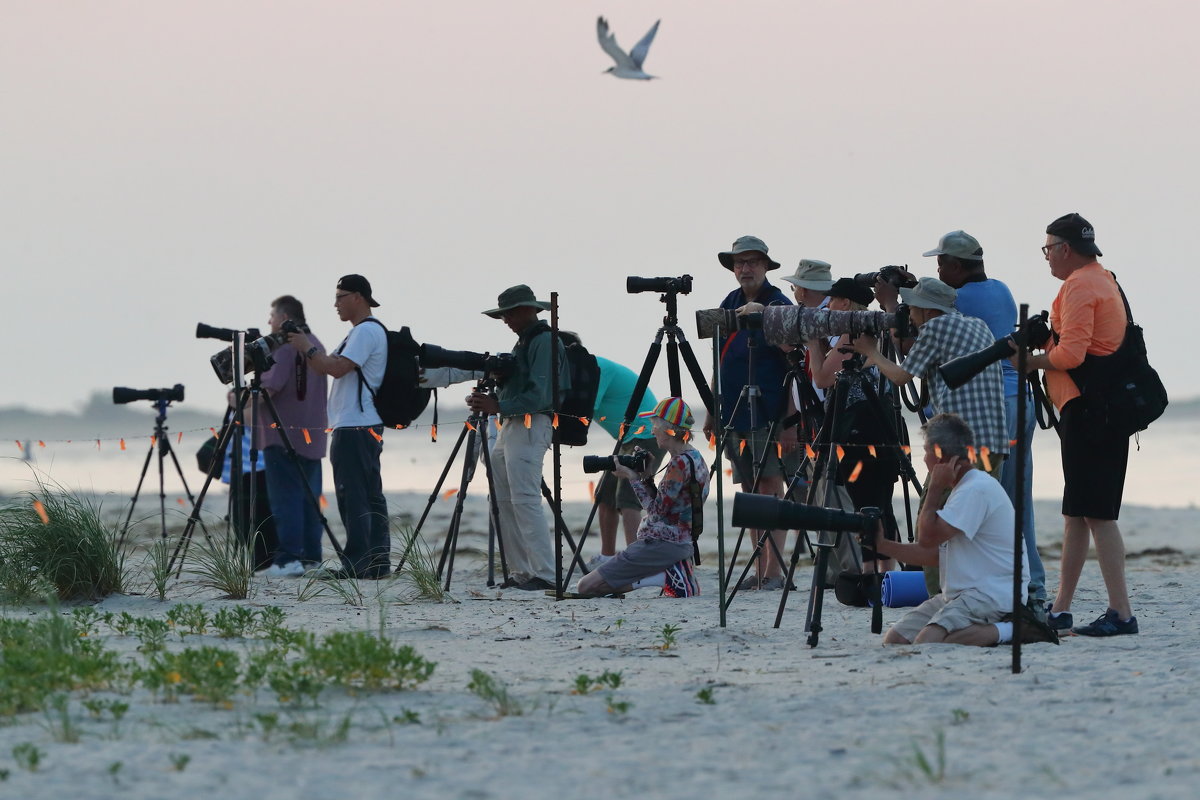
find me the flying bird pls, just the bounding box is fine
[596,16,660,80]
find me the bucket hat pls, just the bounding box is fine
[718,236,781,271]
[898,277,957,315]
[781,259,835,291]
[483,285,552,318]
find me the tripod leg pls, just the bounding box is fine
[399,422,471,571]
[478,418,511,584]
[168,416,239,576]
[541,480,588,578]
[675,333,717,416]
[118,443,156,549]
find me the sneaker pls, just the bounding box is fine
[310,566,354,581]
[514,577,555,591]
[1073,609,1139,637]
[736,575,763,591]
[1046,604,1074,631]
[263,561,306,578]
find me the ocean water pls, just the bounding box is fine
[3,413,1198,510]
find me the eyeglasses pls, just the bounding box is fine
[334,292,354,303]
[732,257,766,269]
[1041,242,1067,257]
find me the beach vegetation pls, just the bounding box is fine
[571,670,622,695]
[696,687,716,705]
[304,630,436,692]
[467,669,524,717]
[395,525,449,602]
[146,538,172,601]
[187,532,254,599]
[212,605,259,638]
[166,602,210,636]
[40,693,82,743]
[605,694,632,715]
[169,752,191,771]
[11,742,43,772]
[0,612,127,716]
[0,483,126,601]
[658,623,681,650]
[895,729,948,785]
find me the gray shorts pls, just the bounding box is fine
[597,538,694,587]
[889,588,1006,642]
[724,427,802,484]
[594,438,666,510]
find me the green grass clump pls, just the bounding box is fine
[0,485,126,601]
[467,669,523,717]
[187,533,254,599]
[0,612,127,716]
[304,631,436,692]
[394,525,448,602]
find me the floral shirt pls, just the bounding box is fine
[630,449,710,545]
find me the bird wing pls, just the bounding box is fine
[597,16,636,70]
[628,19,660,69]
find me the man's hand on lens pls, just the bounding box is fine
[466,391,499,415]
[736,302,764,315]
[873,279,901,312]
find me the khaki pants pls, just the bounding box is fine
[492,414,556,583]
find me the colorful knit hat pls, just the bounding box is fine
[638,397,695,430]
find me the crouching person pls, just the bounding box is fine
[577,398,708,598]
[870,413,1028,646]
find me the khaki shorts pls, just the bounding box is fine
[889,588,1006,642]
[723,427,802,484]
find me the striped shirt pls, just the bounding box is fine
[901,311,1009,455]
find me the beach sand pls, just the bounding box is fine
[1,496,1198,799]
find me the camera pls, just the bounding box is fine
[196,322,262,342]
[853,265,917,290]
[937,312,1051,390]
[582,449,652,474]
[113,384,185,405]
[208,320,306,385]
[626,275,693,295]
[419,344,516,378]
[732,492,880,534]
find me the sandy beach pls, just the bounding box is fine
[2,494,1198,800]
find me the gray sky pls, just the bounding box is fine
[4,0,1197,415]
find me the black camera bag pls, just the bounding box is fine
[1065,275,1168,437]
[353,319,433,429]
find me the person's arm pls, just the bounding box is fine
[850,335,915,385]
[872,533,939,566]
[916,457,973,548]
[496,332,556,416]
[809,335,856,389]
[287,330,358,378]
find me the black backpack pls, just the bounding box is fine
[1065,276,1167,437]
[352,319,432,429]
[549,331,601,447]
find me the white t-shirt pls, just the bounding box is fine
[936,469,1028,611]
[327,318,388,429]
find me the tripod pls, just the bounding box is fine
[561,286,715,589]
[118,396,210,550]
[774,355,921,645]
[169,350,345,576]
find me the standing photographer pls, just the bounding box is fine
[1022,213,1137,637]
[703,235,799,590]
[255,295,328,578]
[921,230,1045,611]
[287,275,390,580]
[577,398,708,598]
[467,285,570,592]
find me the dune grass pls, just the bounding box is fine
[0,481,126,601]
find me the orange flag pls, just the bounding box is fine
[552,414,559,429]
[848,461,864,483]
[524,414,532,429]
[867,445,877,458]
[835,445,845,462]
[980,447,992,472]
[369,428,383,442]
[32,500,49,524]
[119,439,126,451]
[442,489,458,500]
[302,429,312,444]
[805,444,817,460]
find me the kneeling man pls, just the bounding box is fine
[872,413,1028,646]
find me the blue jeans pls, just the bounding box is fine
[999,392,1045,602]
[263,446,324,566]
[330,427,390,577]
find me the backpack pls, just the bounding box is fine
[548,331,601,446]
[1064,276,1168,437]
[353,319,432,429]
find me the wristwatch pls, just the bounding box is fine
[305,346,320,360]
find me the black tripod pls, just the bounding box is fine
[118,395,210,550]
[561,284,715,589]
[169,356,344,576]
[774,355,921,645]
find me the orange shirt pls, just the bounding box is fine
[1045,262,1127,410]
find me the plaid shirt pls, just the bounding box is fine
[901,311,1008,454]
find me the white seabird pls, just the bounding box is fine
[596,16,660,80]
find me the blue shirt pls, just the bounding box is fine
[954,279,1019,397]
[717,279,793,431]
[592,356,657,442]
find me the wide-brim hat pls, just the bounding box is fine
[922,230,984,261]
[899,276,957,315]
[1046,212,1103,257]
[781,259,835,291]
[718,235,781,271]
[638,396,694,430]
[483,284,552,318]
[826,277,874,307]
